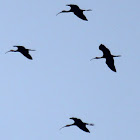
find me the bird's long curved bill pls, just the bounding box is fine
[5,50,11,54]
[59,126,66,130]
[56,11,63,16]
[90,57,95,61]
[59,124,72,130]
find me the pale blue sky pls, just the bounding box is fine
[0,0,140,140]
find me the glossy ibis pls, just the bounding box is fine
[57,4,92,21]
[60,117,94,133]
[6,46,35,60]
[90,44,121,72]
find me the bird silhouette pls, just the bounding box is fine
[60,117,94,133]
[90,44,121,72]
[6,46,35,60]
[57,4,92,21]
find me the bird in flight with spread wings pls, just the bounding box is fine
[6,46,35,60]
[90,44,121,72]
[57,4,92,21]
[60,117,94,133]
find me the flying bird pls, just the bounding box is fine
[90,44,121,72]
[57,4,92,21]
[6,46,35,60]
[60,117,94,133]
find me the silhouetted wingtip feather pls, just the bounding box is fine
[86,129,90,133]
[80,127,90,133]
[108,65,116,72]
[99,44,111,55]
[21,52,33,60]
[29,57,33,60]
[27,56,33,60]
[113,69,117,72]
[106,57,117,72]
[13,46,26,49]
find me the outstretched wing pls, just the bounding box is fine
[13,46,26,49]
[106,57,116,72]
[78,125,90,133]
[20,50,33,60]
[70,117,83,123]
[74,11,88,21]
[67,4,88,21]
[99,44,112,56]
[67,4,80,10]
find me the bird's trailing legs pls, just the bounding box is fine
[90,56,103,61]
[112,55,121,57]
[85,123,94,126]
[28,49,36,51]
[83,9,92,11]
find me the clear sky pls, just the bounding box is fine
[0,0,140,140]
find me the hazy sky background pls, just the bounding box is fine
[0,0,140,140]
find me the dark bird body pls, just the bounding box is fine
[57,4,92,21]
[60,117,94,133]
[6,46,35,60]
[91,44,121,72]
